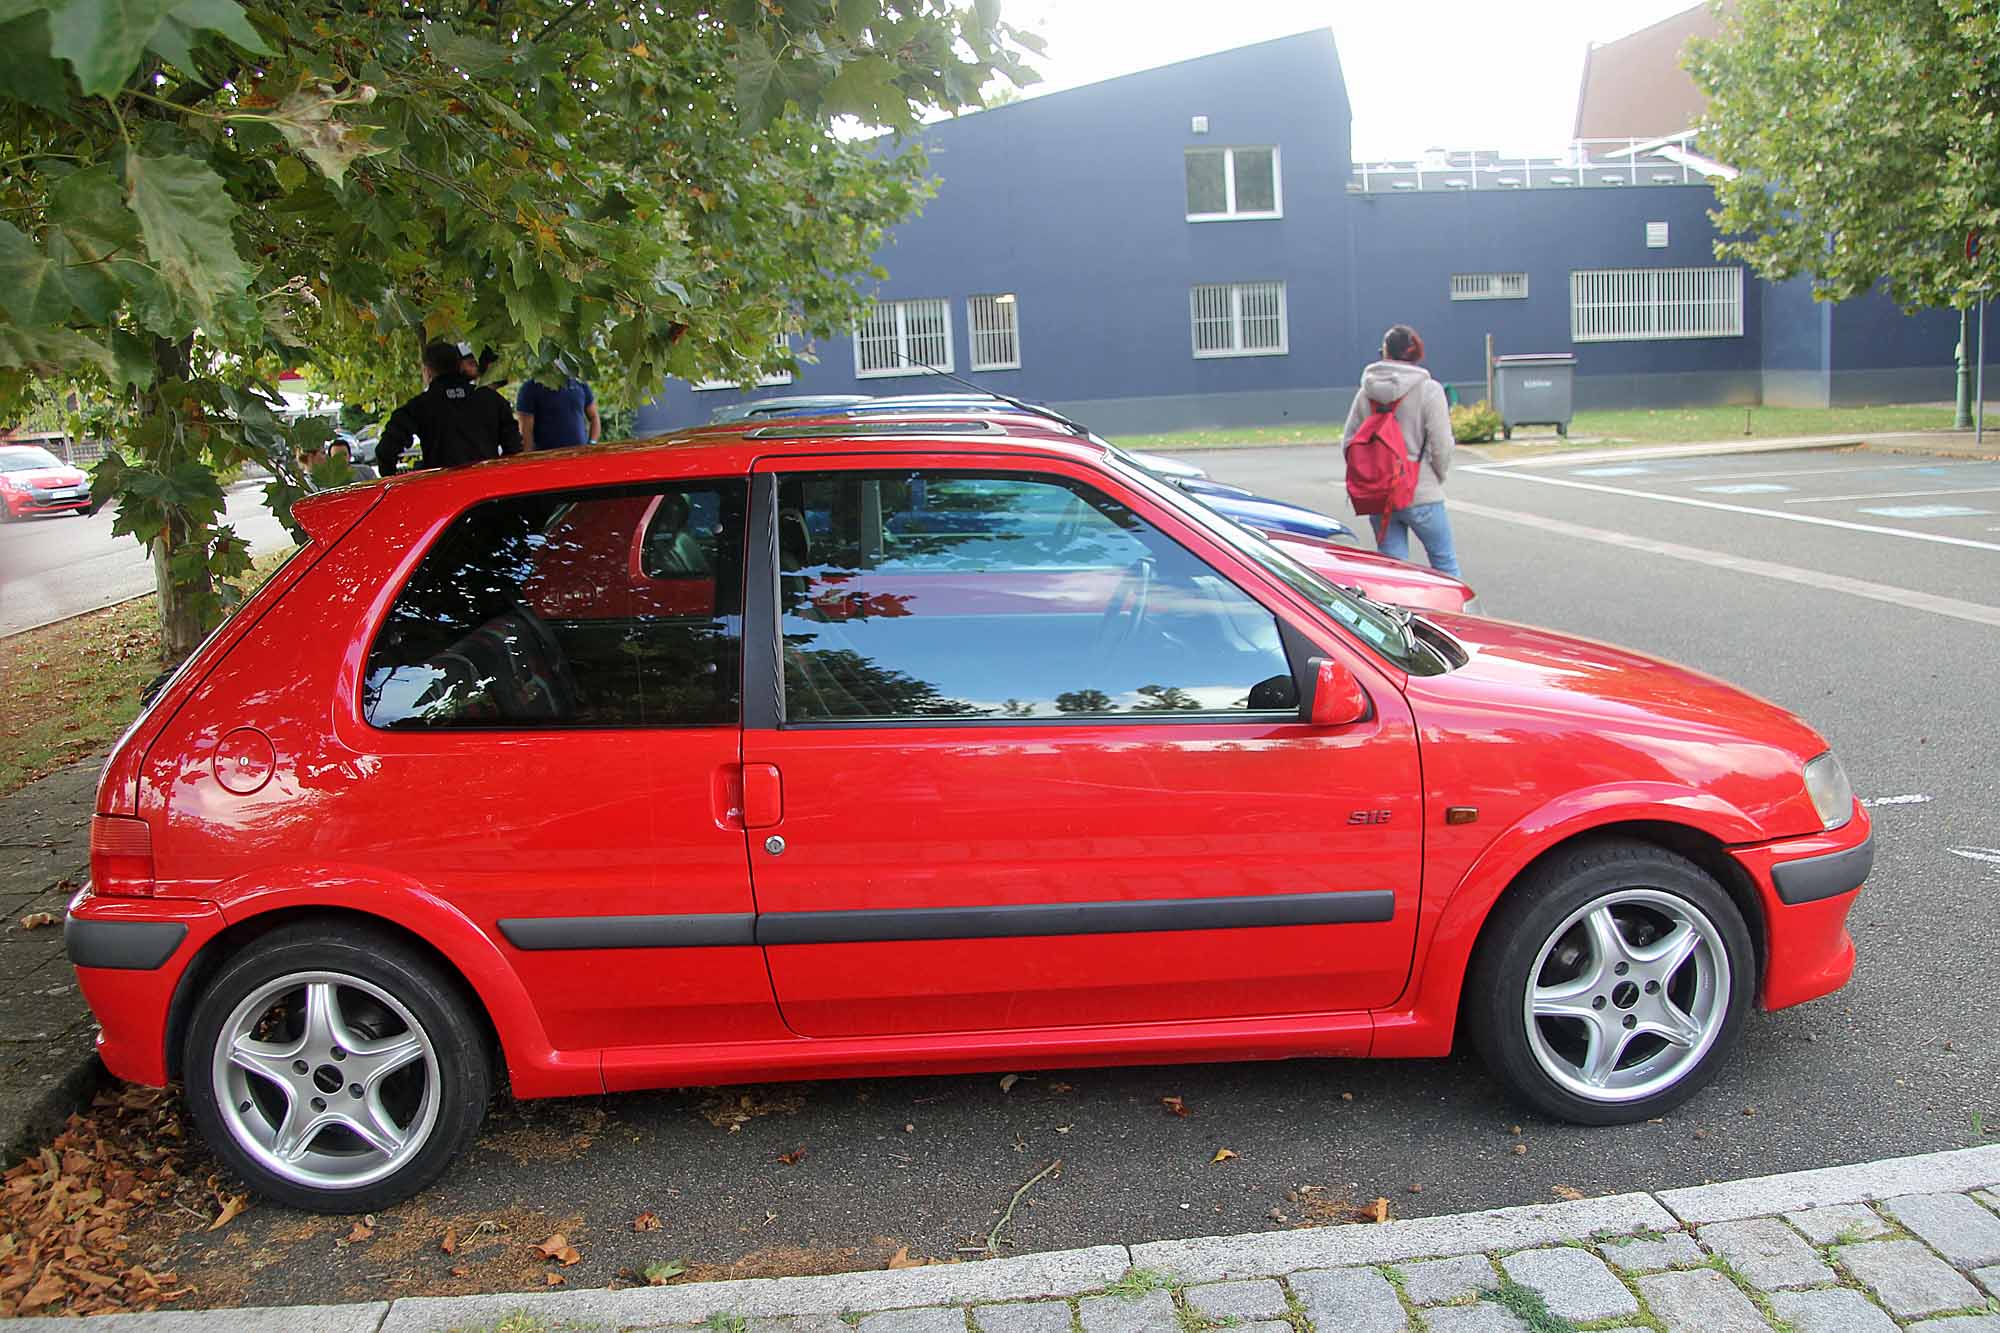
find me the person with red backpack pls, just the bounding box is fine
[1341,324,1459,577]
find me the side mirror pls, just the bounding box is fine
[1308,657,1370,727]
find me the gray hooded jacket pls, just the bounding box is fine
[1341,360,1453,508]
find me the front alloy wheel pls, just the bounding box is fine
[1467,840,1754,1124]
[185,924,490,1211]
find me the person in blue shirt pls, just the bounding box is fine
[514,375,601,451]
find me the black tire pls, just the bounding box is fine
[1464,839,1755,1125]
[182,922,491,1212]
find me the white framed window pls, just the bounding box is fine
[967,294,1021,371]
[691,332,794,390]
[1190,281,1288,358]
[1570,267,1744,342]
[1450,272,1529,302]
[1185,146,1282,221]
[853,297,953,378]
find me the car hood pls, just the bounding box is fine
[11,468,86,488]
[1267,532,1473,613]
[1421,613,1827,758]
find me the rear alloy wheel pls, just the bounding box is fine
[1467,840,1754,1124]
[184,925,490,1211]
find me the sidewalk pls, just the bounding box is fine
[1467,427,2000,470]
[10,1144,1995,1331]
[0,757,102,1166]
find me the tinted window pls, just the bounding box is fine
[779,472,1298,722]
[0,447,63,472]
[366,481,745,728]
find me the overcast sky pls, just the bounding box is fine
[991,1,1704,160]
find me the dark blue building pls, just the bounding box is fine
[637,30,1957,435]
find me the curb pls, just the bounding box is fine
[0,1052,107,1170]
[12,1142,1999,1332]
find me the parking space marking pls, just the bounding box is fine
[1469,469,2000,553]
[1855,504,1991,519]
[1786,485,2000,506]
[1861,794,1934,808]
[1696,483,1793,494]
[1569,465,1655,477]
[1450,499,2000,629]
[1530,459,1998,485]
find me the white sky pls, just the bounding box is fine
[992,1,1703,160]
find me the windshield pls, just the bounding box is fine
[0,447,64,473]
[1106,452,1442,675]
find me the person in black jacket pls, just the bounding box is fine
[377,341,523,475]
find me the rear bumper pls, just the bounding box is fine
[1731,804,1873,1012]
[66,887,224,1086]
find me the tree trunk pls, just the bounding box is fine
[151,514,211,665]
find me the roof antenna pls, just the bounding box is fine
[891,347,1094,439]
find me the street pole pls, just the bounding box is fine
[1978,296,1987,448]
[1958,306,1976,429]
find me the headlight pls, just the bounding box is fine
[1803,752,1853,830]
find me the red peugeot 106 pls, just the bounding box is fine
[67,413,1871,1211]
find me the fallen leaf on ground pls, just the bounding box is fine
[885,1246,923,1269]
[439,1227,458,1255]
[1509,1143,1528,1155]
[643,1259,686,1284]
[776,1148,807,1166]
[544,1272,564,1286]
[1049,1082,1073,1094]
[1210,1148,1238,1163]
[1161,1096,1188,1118]
[1370,1197,1391,1224]
[1552,1185,1585,1201]
[18,912,55,930]
[998,1074,1018,1093]
[632,1212,662,1232]
[208,1194,247,1231]
[343,1220,373,1244]
[535,1233,581,1266]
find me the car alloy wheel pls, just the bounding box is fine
[184,923,489,1211]
[1466,839,1754,1124]
[1521,889,1729,1102]
[212,971,441,1191]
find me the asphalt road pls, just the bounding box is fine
[0,480,293,637]
[157,444,2000,1309]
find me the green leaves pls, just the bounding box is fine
[45,0,175,96]
[124,152,249,322]
[0,222,74,326]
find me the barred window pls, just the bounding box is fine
[1570,267,1744,342]
[853,298,953,378]
[967,294,1021,371]
[1450,273,1529,301]
[1190,282,1288,358]
[691,332,794,390]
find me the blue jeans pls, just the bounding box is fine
[1371,501,1460,577]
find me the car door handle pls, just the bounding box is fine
[743,763,783,830]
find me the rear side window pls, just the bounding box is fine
[365,481,746,729]
[778,470,1298,722]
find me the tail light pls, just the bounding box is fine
[90,815,155,897]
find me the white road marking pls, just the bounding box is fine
[1570,465,1654,477]
[1787,485,2000,506]
[1860,794,1933,808]
[1696,483,1793,494]
[1466,470,2000,554]
[1947,846,2000,871]
[1518,459,1998,485]
[1450,500,2000,628]
[1855,504,1991,519]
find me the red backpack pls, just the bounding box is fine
[1342,393,1420,517]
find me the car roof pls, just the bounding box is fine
[370,411,1114,506]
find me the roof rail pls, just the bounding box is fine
[744,419,1012,440]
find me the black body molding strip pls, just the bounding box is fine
[65,917,188,970]
[1769,835,1875,906]
[498,891,1395,951]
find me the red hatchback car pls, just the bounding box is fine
[0,444,95,519]
[67,414,1871,1211]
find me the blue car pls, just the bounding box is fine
[717,392,1359,545]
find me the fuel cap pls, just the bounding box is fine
[213,727,276,795]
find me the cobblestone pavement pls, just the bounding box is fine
[0,757,102,1162]
[15,1145,1997,1332]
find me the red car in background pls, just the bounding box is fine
[0,445,94,520]
[67,413,1868,1212]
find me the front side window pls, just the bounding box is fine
[365,480,747,729]
[777,471,1299,723]
[1191,281,1288,358]
[1185,146,1282,220]
[853,298,953,378]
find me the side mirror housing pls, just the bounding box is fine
[1308,657,1369,727]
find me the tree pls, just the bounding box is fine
[0,1,1038,659]
[1686,0,1996,310]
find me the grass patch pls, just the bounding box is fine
[1103,1267,1172,1299]
[1490,1276,1580,1333]
[0,547,297,798]
[1109,403,1960,454]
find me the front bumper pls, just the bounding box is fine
[65,886,224,1085]
[1731,802,1873,1012]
